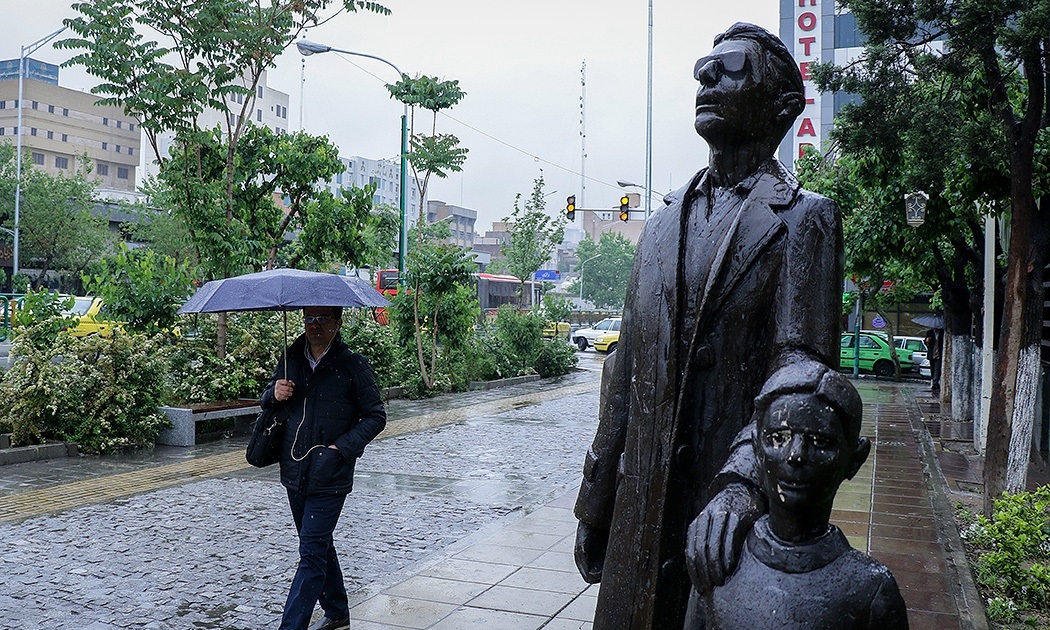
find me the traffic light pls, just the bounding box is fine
[619,195,630,222]
[566,195,576,221]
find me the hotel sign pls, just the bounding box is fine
[793,0,822,161]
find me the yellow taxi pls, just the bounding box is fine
[66,296,121,337]
[541,321,571,339]
[593,330,620,354]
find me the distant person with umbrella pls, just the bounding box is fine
[262,305,387,630]
[924,328,942,394]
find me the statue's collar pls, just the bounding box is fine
[746,515,851,574]
[664,159,799,209]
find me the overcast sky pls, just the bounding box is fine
[4,0,780,231]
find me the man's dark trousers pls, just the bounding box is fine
[280,489,350,630]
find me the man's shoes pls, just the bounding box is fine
[307,617,350,630]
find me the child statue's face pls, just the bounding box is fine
[758,393,859,513]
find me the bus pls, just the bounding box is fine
[374,269,537,318]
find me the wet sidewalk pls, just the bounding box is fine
[336,379,984,630]
[0,364,985,629]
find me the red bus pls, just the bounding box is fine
[373,269,536,318]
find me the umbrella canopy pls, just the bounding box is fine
[911,313,944,329]
[178,268,390,314]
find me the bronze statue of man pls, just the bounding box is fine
[573,23,843,629]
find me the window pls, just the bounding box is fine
[32,152,44,165]
[116,120,122,129]
[103,117,109,126]
[0,101,5,109]
[115,145,121,154]
[31,101,38,110]
[128,123,134,132]
[97,163,109,176]
[62,108,68,116]
[117,167,129,179]
[46,130,53,140]
[127,147,133,156]
[61,134,67,142]
[0,128,5,136]
[55,156,69,169]
[30,127,37,136]
[102,142,107,150]
[257,109,262,122]
[48,104,54,113]
[257,86,263,97]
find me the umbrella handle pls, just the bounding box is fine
[283,311,288,383]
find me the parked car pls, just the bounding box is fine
[65,297,120,337]
[839,331,915,377]
[594,331,620,354]
[894,336,929,377]
[572,317,621,351]
[542,321,571,339]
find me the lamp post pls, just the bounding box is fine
[297,39,409,283]
[14,26,68,281]
[617,179,667,201]
[577,253,602,302]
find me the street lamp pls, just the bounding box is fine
[905,191,928,227]
[577,253,602,302]
[617,179,667,200]
[297,39,409,283]
[14,25,68,281]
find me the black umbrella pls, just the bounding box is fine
[178,268,391,377]
[911,313,944,329]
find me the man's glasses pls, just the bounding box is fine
[304,316,334,325]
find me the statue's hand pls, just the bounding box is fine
[686,483,764,592]
[574,521,609,584]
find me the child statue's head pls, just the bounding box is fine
[752,360,870,539]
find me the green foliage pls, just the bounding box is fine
[83,246,195,334]
[11,290,76,350]
[501,174,566,307]
[339,310,410,391]
[0,330,170,454]
[533,339,578,378]
[959,487,1050,620]
[0,145,115,290]
[491,306,545,374]
[166,311,287,403]
[573,233,636,310]
[542,292,573,326]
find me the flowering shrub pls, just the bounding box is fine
[958,487,1050,626]
[0,325,170,454]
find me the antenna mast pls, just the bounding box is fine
[580,60,587,209]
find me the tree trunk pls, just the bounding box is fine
[949,333,975,422]
[984,197,1047,514]
[217,312,228,360]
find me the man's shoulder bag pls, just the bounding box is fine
[246,408,285,468]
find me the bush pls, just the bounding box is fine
[0,329,170,454]
[341,310,412,391]
[534,339,578,378]
[959,487,1050,624]
[167,311,287,403]
[11,290,76,350]
[492,305,545,375]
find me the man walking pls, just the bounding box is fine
[573,23,843,629]
[261,306,387,630]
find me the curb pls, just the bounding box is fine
[0,440,78,466]
[905,393,989,630]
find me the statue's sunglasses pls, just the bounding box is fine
[693,50,748,80]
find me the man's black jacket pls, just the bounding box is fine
[260,334,386,495]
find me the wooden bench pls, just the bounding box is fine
[157,400,261,447]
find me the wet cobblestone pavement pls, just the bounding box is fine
[0,357,605,628]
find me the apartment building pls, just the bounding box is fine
[426,200,476,248]
[0,58,140,191]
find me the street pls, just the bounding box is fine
[0,353,606,628]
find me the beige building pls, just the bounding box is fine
[0,58,140,191]
[427,200,477,249]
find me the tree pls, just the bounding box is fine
[573,233,636,310]
[0,145,114,290]
[83,246,195,335]
[501,174,566,308]
[59,0,390,356]
[817,0,1050,511]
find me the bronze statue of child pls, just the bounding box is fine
[688,361,909,629]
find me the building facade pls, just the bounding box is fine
[322,155,424,222]
[0,58,141,191]
[426,200,476,248]
[777,0,865,168]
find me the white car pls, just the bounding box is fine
[572,317,621,351]
[895,336,929,376]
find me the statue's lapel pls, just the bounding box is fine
[711,164,797,307]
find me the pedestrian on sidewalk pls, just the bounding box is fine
[260,306,387,630]
[924,328,942,393]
